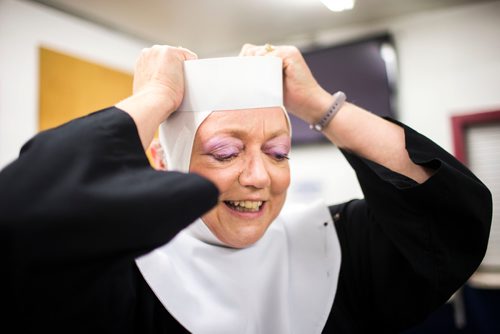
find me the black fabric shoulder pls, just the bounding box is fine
[0,107,217,334]
[323,119,492,332]
[0,107,219,262]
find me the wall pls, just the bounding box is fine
[392,1,500,151]
[0,0,148,168]
[287,0,500,205]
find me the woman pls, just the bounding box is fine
[0,44,492,333]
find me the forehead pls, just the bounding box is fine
[195,107,290,139]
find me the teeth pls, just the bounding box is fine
[226,200,263,212]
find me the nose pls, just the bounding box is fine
[238,153,271,189]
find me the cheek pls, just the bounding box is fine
[270,167,291,195]
[190,166,240,194]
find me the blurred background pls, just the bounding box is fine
[0,0,499,332]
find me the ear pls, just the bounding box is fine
[149,138,167,171]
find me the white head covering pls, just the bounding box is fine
[159,56,289,173]
[136,56,341,333]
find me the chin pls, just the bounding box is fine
[204,207,278,248]
[217,228,266,249]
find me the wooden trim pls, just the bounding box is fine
[451,109,500,287]
[451,110,500,164]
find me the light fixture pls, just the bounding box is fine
[320,0,355,12]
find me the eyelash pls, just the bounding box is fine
[211,152,239,162]
[271,153,290,161]
[209,151,289,162]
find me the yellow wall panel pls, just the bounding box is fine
[39,46,156,165]
[39,46,133,131]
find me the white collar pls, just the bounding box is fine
[135,199,341,333]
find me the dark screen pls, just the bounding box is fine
[290,34,396,145]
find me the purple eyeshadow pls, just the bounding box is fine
[203,136,244,157]
[263,136,291,156]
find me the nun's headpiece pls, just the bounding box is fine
[158,56,289,173]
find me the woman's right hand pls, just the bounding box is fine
[132,45,198,119]
[116,45,197,150]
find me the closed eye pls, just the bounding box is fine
[211,152,239,162]
[262,135,291,163]
[269,152,289,161]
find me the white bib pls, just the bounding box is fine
[135,198,341,333]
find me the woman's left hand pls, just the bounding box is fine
[239,44,333,125]
[240,43,435,184]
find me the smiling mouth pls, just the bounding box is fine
[224,200,264,212]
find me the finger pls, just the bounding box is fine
[177,46,198,60]
[254,44,273,56]
[239,43,258,56]
[261,45,300,67]
[251,44,281,57]
[145,44,196,61]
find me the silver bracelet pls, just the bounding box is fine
[309,91,346,132]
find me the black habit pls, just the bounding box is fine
[0,107,492,333]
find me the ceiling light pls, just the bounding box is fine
[320,0,355,12]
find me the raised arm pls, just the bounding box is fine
[239,44,492,332]
[0,45,218,263]
[240,44,433,183]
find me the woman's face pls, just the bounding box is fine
[189,107,291,248]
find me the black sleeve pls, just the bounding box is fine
[323,119,492,333]
[0,107,219,265]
